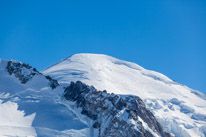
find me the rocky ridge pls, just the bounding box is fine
[6,60,59,89]
[64,81,172,137]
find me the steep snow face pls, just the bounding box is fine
[43,53,206,137]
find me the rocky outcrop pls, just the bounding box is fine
[6,60,59,89]
[6,60,39,84]
[45,75,59,89]
[64,81,172,137]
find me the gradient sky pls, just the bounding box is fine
[0,0,205,93]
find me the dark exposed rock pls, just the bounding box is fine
[6,60,59,89]
[93,121,101,128]
[64,81,173,137]
[116,98,127,110]
[45,75,59,89]
[6,61,39,84]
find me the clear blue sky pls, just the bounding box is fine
[0,0,205,93]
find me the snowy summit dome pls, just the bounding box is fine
[43,53,206,137]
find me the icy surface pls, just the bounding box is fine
[43,53,206,137]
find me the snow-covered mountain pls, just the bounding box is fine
[0,53,205,137]
[0,56,172,137]
[43,53,206,137]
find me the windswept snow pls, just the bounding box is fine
[43,53,206,137]
[0,100,36,137]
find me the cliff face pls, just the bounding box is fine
[64,81,172,137]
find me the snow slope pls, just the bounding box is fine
[0,59,89,136]
[43,53,206,137]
